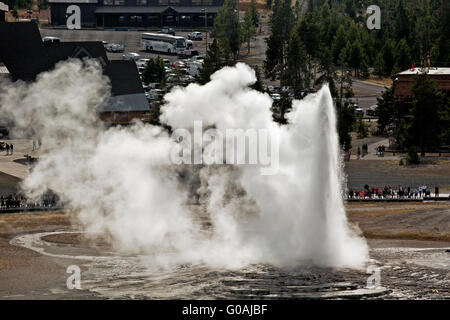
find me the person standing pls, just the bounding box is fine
[357,146,361,160]
[5,143,9,155]
[10,144,13,155]
[435,186,439,197]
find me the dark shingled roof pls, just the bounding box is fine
[105,60,145,96]
[45,42,109,67]
[0,22,144,98]
[0,22,50,81]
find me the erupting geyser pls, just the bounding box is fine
[0,60,368,269]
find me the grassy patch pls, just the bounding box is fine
[0,211,73,237]
[363,228,450,242]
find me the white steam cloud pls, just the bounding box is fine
[0,59,368,269]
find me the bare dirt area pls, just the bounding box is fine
[0,210,73,238]
[0,203,448,299]
[0,211,100,299]
[347,202,450,241]
[345,159,450,191]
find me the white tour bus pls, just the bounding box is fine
[141,33,186,54]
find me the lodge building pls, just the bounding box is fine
[49,0,224,28]
[394,67,450,102]
[0,22,150,125]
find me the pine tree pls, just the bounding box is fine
[376,86,395,134]
[264,0,295,81]
[316,47,337,97]
[198,39,223,85]
[297,12,320,60]
[382,40,395,76]
[250,65,265,92]
[409,73,445,155]
[284,30,308,98]
[249,0,259,26]
[242,5,257,54]
[374,52,385,78]
[141,57,165,85]
[394,0,410,41]
[213,0,241,61]
[431,0,450,66]
[394,38,412,72]
[349,40,363,77]
[415,0,432,62]
[331,25,348,64]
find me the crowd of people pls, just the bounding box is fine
[347,185,442,199]
[0,192,62,209]
[0,141,14,155]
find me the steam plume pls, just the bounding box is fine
[0,60,368,269]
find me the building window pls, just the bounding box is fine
[103,0,113,5]
[191,0,201,5]
[130,15,143,24]
[169,0,180,5]
[158,0,168,5]
[136,0,147,5]
[202,0,213,5]
[114,0,125,5]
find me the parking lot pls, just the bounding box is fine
[39,27,383,117]
[40,28,210,63]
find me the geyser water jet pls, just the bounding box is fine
[0,60,368,269]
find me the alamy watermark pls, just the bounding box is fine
[170,121,279,175]
[66,5,81,30]
[367,5,381,30]
[66,265,81,290]
[366,265,381,289]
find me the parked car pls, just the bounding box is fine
[178,50,200,59]
[147,83,161,90]
[188,32,203,40]
[186,60,203,77]
[271,93,281,102]
[186,39,194,49]
[42,36,60,44]
[159,28,175,36]
[136,58,150,68]
[105,43,124,53]
[123,52,141,61]
[281,86,291,93]
[354,105,364,116]
[171,60,186,68]
[189,55,205,62]
[366,104,378,116]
